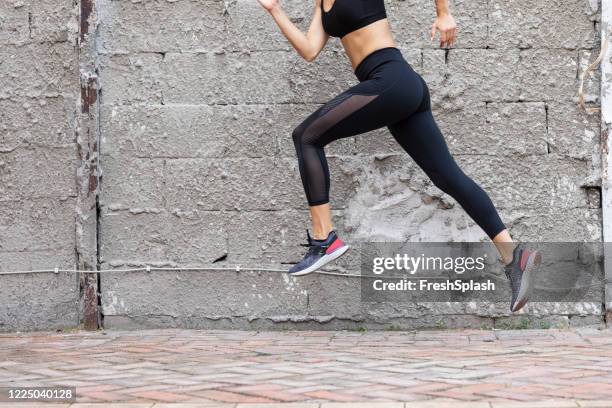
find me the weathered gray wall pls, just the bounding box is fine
[96,0,604,329]
[0,0,605,331]
[0,0,81,331]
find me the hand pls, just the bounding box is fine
[257,0,280,12]
[431,13,457,48]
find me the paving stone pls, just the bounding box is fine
[2,318,612,407]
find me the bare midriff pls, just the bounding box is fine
[341,19,396,71]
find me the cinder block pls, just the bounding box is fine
[423,49,523,108]
[97,0,227,53]
[518,48,578,102]
[303,272,363,318]
[224,209,311,265]
[220,104,287,158]
[390,0,488,49]
[99,156,166,210]
[0,265,79,332]
[100,208,227,265]
[0,0,74,45]
[429,49,521,104]
[163,157,306,211]
[503,207,602,241]
[434,103,488,155]
[224,208,360,266]
[288,48,358,104]
[100,268,310,319]
[0,248,75,271]
[485,102,548,155]
[0,1,31,45]
[162,158,229,211]
[0,198,76,252]
[0,146,77,200]
[399,47,422,70]
[547,102,601,161]
[0,96,74,148]
[162,50,295,104]
[101,103,357,160]
[98,53,164,105]
[0,43,77,98]
[225,0,311,52]
[460,154,591,210]
[100,104,226,159]
[489,0,599,49]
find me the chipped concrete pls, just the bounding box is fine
[0,0,607,331]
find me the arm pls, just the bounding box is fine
[258,0,328,62]
[430,0,457,48]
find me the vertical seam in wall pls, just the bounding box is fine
[544,104,550,154]
[600,0,612,324]
[94,0,102,328]
[93,0,103,330]
[76,0,102,330]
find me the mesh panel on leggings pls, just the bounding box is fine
[319,92,353,116]
[303,93,378,146]
[295,93,378,205]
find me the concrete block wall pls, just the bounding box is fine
[0,0,81,331]
[97,0,604,329]
[0,0,605,331]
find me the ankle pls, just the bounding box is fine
[497,242,517,265]
[502,244,518,265]
[312,229,332,241]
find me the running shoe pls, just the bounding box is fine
[504,243,542,312]
[288,230,350,276]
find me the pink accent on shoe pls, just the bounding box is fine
[326,238,345,255]
[520,250,530,270]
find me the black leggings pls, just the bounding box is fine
[292,47,506,239]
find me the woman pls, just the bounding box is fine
[256,0,541,312]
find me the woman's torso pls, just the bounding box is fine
[321,0,396,71]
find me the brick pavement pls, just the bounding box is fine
[1,328,612,407]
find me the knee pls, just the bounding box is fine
[292,123,306,147]
[428,166,469,197]
[431,168,480,201]
[429,171,451,193]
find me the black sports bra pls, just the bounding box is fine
[321,0,387,39]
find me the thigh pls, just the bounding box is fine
[297,75,410,148]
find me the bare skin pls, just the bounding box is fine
[257,0,516,264]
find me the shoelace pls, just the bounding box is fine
[306,245,321,257]
[300,240,326,257]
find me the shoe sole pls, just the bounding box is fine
[512,250,542,312]
[289,245,350,276]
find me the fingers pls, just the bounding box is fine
[450,27,457,47]
[432,21,459,48]
[439,28,458,48]
[439,30,449,48]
